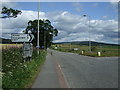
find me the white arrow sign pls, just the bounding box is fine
[11,33,34,42]
[29,34,34,42]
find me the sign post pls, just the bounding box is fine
[11,33,34,61]
[23,43,33,60]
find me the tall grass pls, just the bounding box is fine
[2,46,46,88]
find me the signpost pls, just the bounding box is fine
[11,33,34,42]
[11,33,34,61]
[23,43,33,59]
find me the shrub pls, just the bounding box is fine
[2,48,46,88]
[91,46,97,52]
[102,50,106,52]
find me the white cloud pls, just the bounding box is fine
[109,0,119,2]
[1,0,17,10]
[1,10,46,29]
[1,10,46,39]
[109,0,118,8]
[46,11,118,44]
[1,7,119,44]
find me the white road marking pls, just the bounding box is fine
[58,64,70,88]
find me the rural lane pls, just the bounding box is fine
[32,49,118,88]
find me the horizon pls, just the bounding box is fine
[1,37,119,45]
[1,1,119,44]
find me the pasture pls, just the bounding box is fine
[51,44,120,57]
[0,44,23,50]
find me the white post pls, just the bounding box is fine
[37,0,40,55]
[82,51,84,54]
[98,52,101,56]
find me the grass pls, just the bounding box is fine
[51,44,120,57]
[2,46,47,88]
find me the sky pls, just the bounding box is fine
[0,1,119,44]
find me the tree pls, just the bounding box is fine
[1,6,22,18]
[24,19,58,48]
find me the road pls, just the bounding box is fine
[32,49,118,88]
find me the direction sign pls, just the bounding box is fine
[11,33,34,42]
[23,43,33,58]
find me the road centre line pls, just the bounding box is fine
[52,52,70,88]
[58,64,70,88]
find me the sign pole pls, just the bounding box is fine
[44,30,46,50]
[37,0,40,55]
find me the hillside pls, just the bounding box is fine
[0,38,11,44]
[54,41,120,46]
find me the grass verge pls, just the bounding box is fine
[50,45,119,57]
[2,48,47,88]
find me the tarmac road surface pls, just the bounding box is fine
[32,49,118,88]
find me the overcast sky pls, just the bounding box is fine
[0,1,119,44]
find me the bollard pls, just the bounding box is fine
[82,51,84,54]
[98,52,101,56]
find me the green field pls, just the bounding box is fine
[51,44,120,57]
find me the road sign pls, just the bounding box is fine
[11,33,34,42]
[29,34,34,42]
[23,43,33,58]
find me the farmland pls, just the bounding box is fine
[0,44,23,50]
[1,44,47,88]
[51,44,120,57]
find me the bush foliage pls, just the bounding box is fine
[2,47,46,88]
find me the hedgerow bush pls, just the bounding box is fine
[2,47,46,88]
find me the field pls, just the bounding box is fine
[1,44,47,88]
[0,44,23,50]
[51,44,120,57]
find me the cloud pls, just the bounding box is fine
[1,5,118,44]
[46,11,118,44]
[109,0,119,2]
[1,0,17,10]
[1,10,46,29]
[1,10,46,38]
[109,0,118,8]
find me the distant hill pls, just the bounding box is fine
[54,41,120,46]
[0,38,23,44]
[1,37,119,46]
[0,38,12,44]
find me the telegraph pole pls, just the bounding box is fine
[88,16,91,52]
[37,0,40,54]
[44,30,46,50]
[83,15,91,52]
